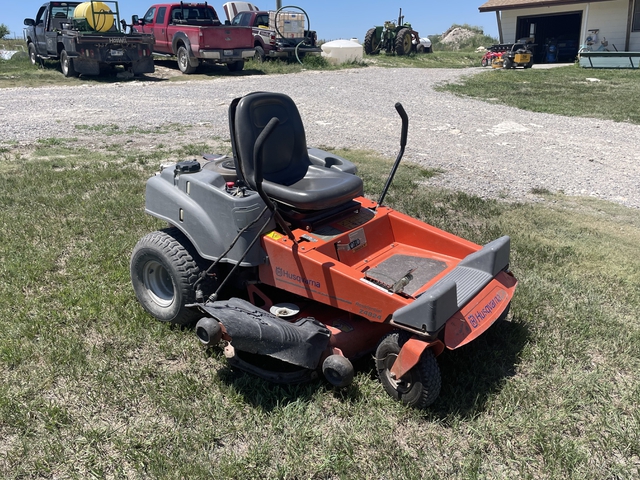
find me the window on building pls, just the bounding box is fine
[634,0,640,31]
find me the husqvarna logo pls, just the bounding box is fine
[275,267,320,288]
[467,290,506,328]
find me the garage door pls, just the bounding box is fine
[517,12,582,63]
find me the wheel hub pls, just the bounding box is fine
[142,260,174,307]
[382,353,413,393]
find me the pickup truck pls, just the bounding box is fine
[132,3,255,73]
[24,1,155,77]
[224,6,321,62]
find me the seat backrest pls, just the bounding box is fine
[230,92,311,189]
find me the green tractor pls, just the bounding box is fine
[364,8,420,56]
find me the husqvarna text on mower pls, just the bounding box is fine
[130,92,517,409]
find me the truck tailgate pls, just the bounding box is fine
[200,26,253,49]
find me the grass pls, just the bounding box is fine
[1,36,483,89]
[440,64,640,124]
[1,130,639,478]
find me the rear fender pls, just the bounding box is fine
[144,164,275,266]
[172,32,199,67]
[389,337,444,380]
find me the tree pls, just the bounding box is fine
[0,24,9,39]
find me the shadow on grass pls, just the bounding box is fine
[427,317,529,421]
[212,318,528,416]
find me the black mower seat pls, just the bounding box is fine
[230,92,363,211]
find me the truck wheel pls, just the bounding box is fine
[177,45,197,74]
[394,28,412,56]
[227,61,244,72]
[130,228,205,325]
[253,45,265,62]
[28,43,38,66]
[60,50,77,77]
[376,331,441,409]
[364,27,379,55]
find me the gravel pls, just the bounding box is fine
[1,67,639,208]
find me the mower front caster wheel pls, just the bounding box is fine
[376,331,441,409]
[130,228,205,325]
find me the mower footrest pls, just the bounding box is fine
[392,236,511,334]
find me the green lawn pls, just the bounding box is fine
[1,133,638,478]
[440,65,640,124]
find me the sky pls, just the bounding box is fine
[3,0,499,41]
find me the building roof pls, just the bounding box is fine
[478,0,613,13]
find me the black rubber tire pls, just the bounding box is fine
[195,317,222,346]
[363,27,379,55]
[503,57,514,69]
[376,331,441,409]
[253,45,265,62]
[481,57,489,67]
[177,45,197,74]
[394,28,412,56]
[322,355,355,388]
[416,44,425,54]
[227,60,244,72]
[426,46,433,53]
[60,50,77,77]
[130,227,204,325]
[524,60,533,69]
[28,43,37,66]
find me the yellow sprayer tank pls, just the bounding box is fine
[73,2,115,32]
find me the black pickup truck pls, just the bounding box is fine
[24,1,155,77]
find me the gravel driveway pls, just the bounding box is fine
[1,67,639,208]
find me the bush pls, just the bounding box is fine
[0,23,10,39]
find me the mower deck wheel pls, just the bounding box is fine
[376,331,441,409]
[130,227,205,325]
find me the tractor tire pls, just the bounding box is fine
[253,45,265,62]
[503,57,514,69]
[28,43,38,66]
[364,27,379,55]
[227,60,244,72]
[394,28,412,56]
[177,45,197,74]
[416,44,425,54]
[376,331,441,409]
[130,227,206,325]
[60,50,77,77]
[524,59,533,69]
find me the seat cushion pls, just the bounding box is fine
[262,165,363,211]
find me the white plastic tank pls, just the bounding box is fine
[321,39,363,65]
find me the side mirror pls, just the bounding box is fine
[132,15,141,25]
[24,18,36,26]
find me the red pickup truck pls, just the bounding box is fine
[132,3,254,73]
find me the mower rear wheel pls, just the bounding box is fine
[130,228,206,325]
[364,27,380,55]
[395,28,412,56]
[376,331,441,409]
